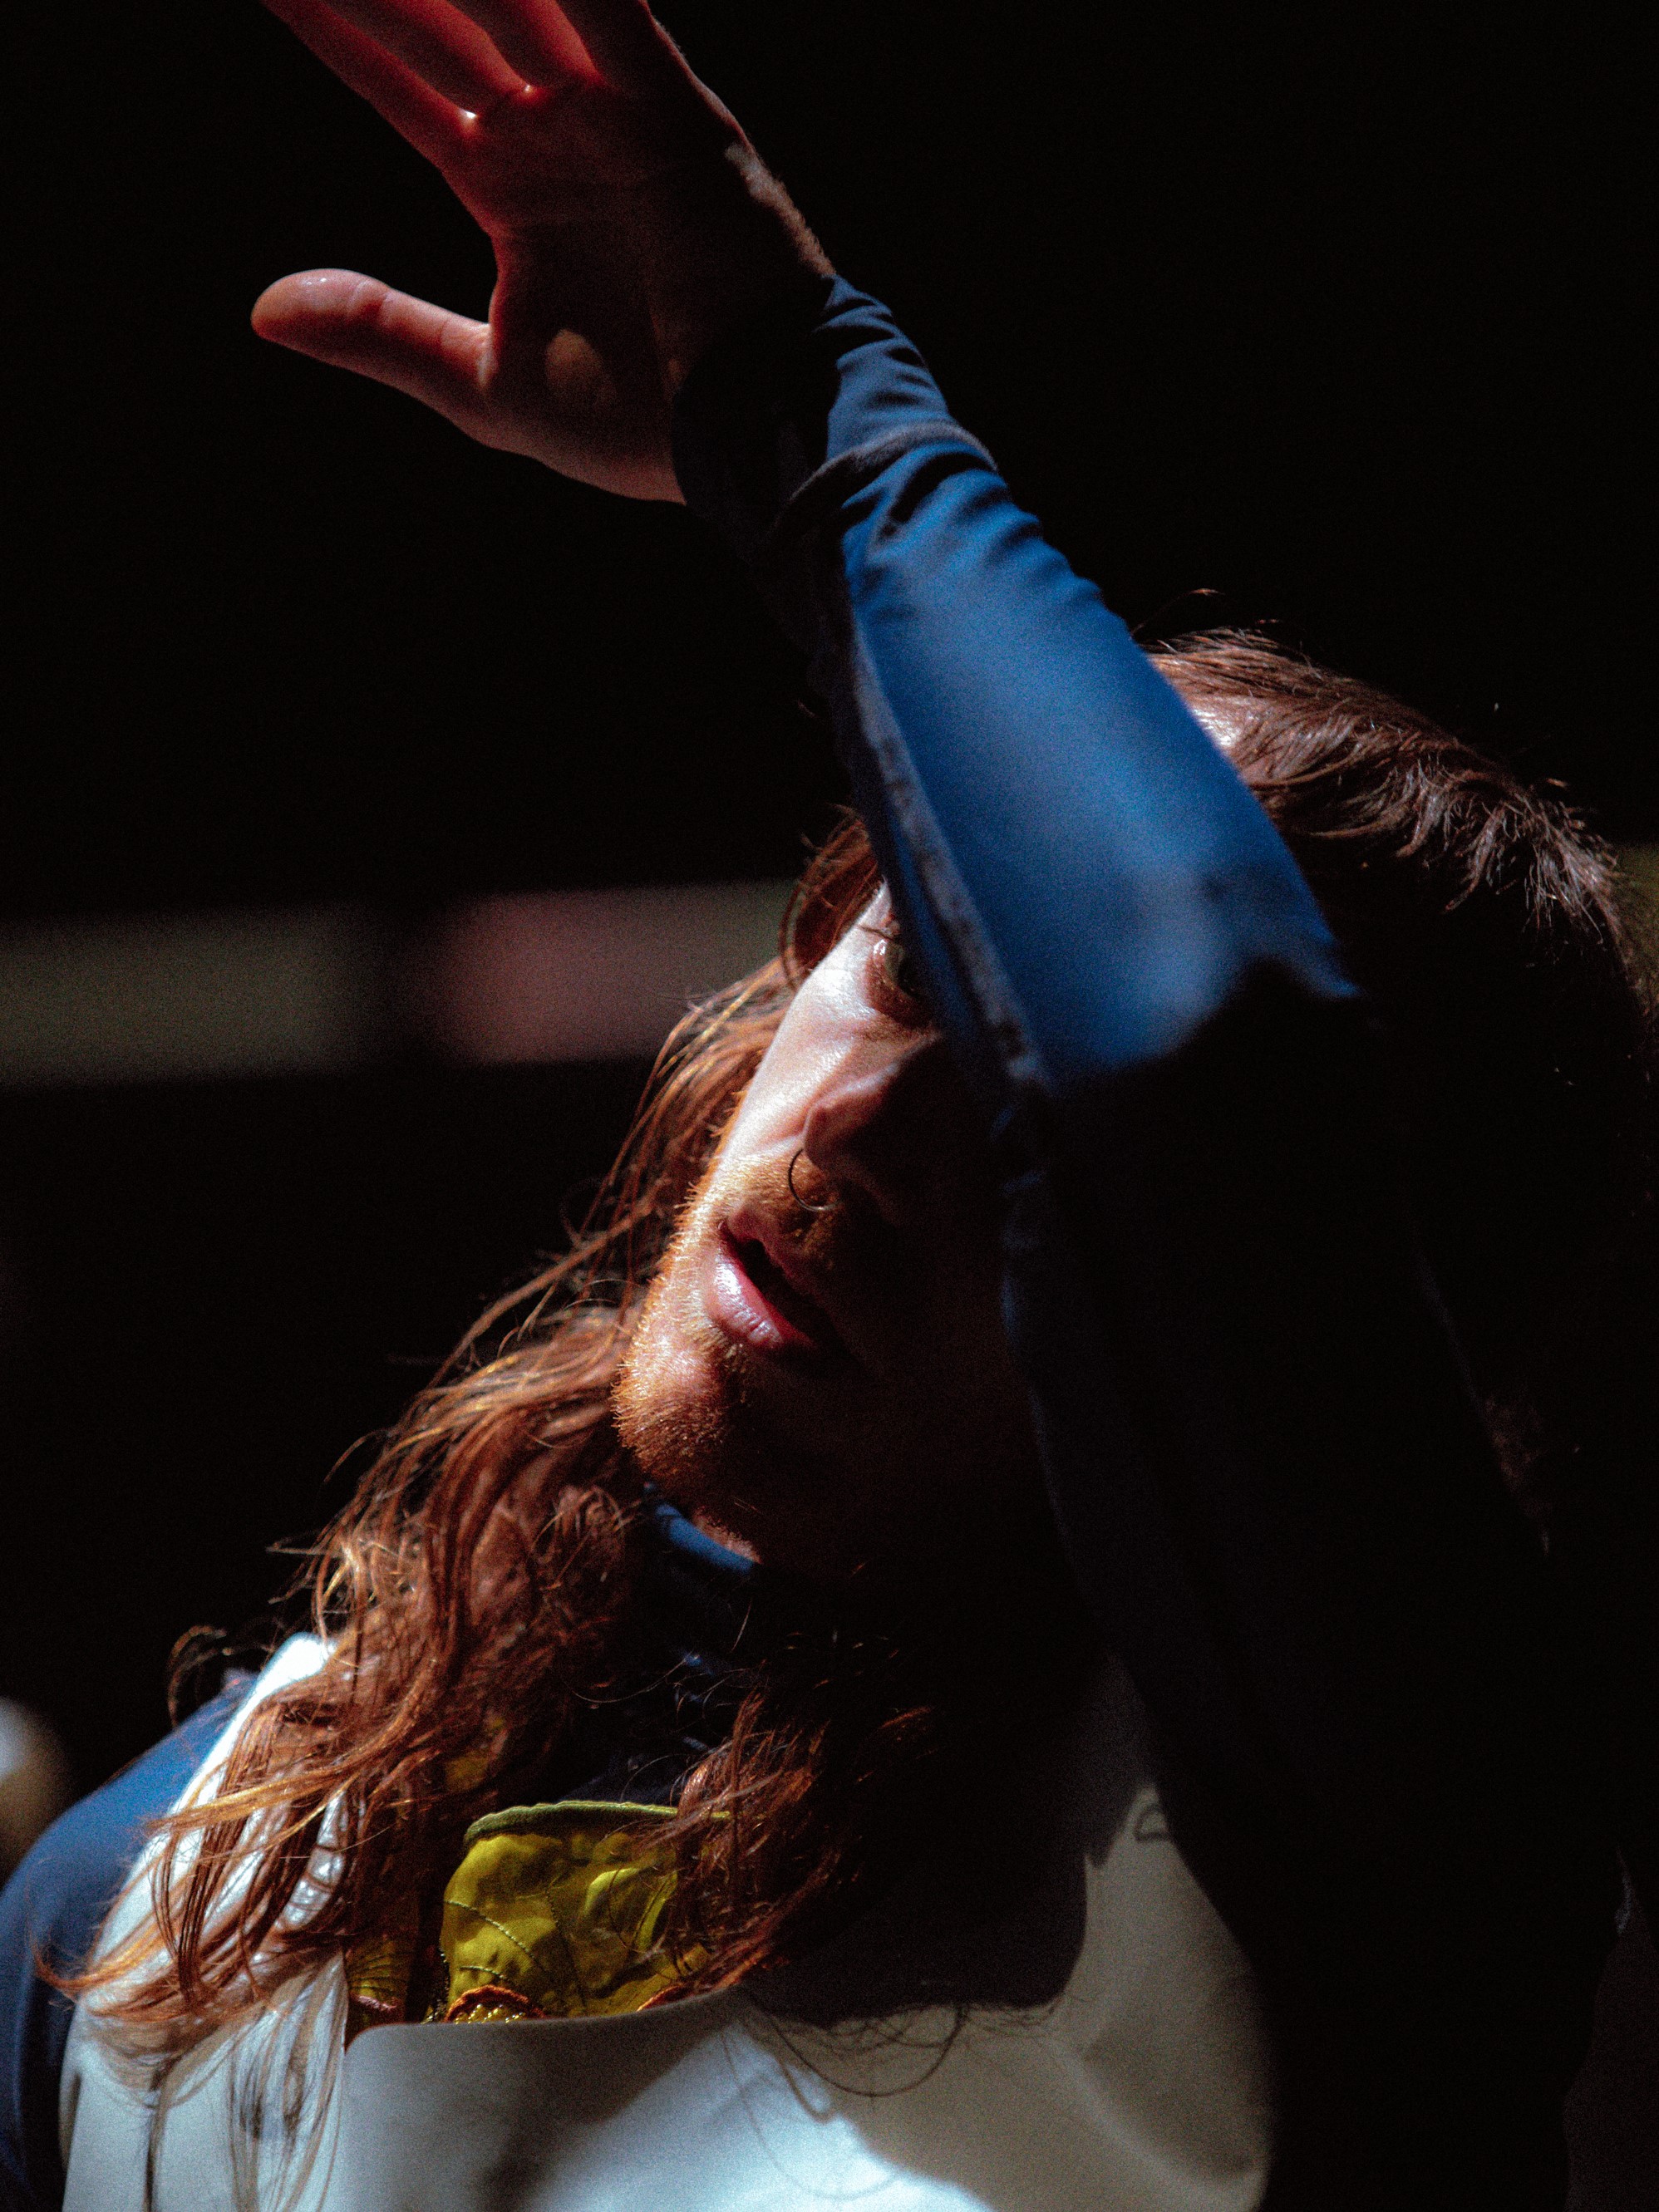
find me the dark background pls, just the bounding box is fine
[2,2,1652,1793]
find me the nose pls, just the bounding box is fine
[799,1037,981,1228]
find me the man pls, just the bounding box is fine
[2,2,1653,2207]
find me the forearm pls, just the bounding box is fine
[673,281,1351,1117]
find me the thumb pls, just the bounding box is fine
[252,270,494,441]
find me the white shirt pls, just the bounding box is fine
[62,1638,1273,2212]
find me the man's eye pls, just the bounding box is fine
[875,932,930,1010]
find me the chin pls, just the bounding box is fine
[613,1256,750,1523]
[613,1262,834,1574]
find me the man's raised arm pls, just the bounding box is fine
[667,271,1611,2207]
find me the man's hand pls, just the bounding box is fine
[254,0,832,500]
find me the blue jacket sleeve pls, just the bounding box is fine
[673,280,1617,2205]
[674,283,1352,1108]
[0,1683,250,2212]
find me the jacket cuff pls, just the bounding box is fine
[670,278,989,571]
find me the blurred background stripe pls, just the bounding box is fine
[2,863,1647,1092]
[0,882,794,1089]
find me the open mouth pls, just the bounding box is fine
[716,1226,846,1361]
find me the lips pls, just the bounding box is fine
[710,1219,847,1363]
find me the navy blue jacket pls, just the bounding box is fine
[675,279,1617,2205]
[0,1683,250,2210]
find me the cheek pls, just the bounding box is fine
[625,1199,722,1387]
[612,1237,731,1473]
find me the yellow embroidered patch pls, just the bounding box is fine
[436,1801,697,2021]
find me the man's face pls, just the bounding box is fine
[613,892,1046,1587]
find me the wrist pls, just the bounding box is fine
[646,143,834,399]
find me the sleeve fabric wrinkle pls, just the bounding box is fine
[675,281,1353,1111]
[672,278,1619,2209]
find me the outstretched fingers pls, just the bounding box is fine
[253,271,495,440]
[262,0,473,160]
[557,0,684,92]
[316,0,534,108]
[461,0,677,96]
[437,0,597,86]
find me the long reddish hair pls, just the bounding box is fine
[71,810,896,2056]
[74,636,1657,2061]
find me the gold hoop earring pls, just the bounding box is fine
[787,1148,832,1214]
